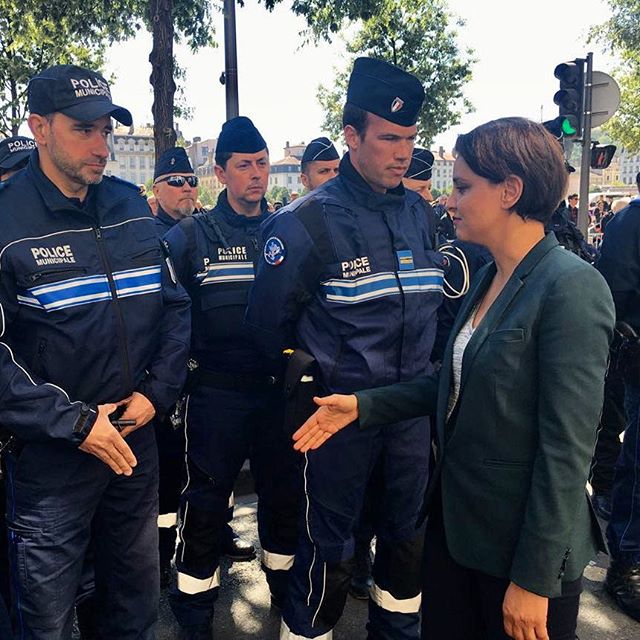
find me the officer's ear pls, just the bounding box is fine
[28,113,51,145]
[300,172,310,190]
[344,124,361,151]
[214,164,227,186]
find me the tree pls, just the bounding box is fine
[593,1,640,151]
[316,0,474,146]
[267,185,291,204]
[0,2,115,136]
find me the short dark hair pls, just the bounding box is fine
[215,151,233,169]
[300,161,310,176]
[568,193,578,200]
[454,117,567,224]
[342,102,369,138]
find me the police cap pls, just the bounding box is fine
[406,148,434,181]
[216,116,267,154]
[301,137,339,163]
[347,58,425,127]
[154,147,194,180]
[28,64,132,126]
[0,136,36,172]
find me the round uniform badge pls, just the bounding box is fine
[264,236,286,266]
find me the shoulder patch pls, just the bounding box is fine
[264,236,286,266]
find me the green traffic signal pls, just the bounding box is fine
[561,117,577,136]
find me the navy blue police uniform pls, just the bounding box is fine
[0,65,191,639]
[164,118,300,633]
[597,195,640,620]
[246,58,444,640]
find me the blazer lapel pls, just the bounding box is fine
[440,233,559,444]
[436,262,495,447]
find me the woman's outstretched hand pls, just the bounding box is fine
[292,394,359,452]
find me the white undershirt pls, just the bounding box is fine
[447,307,477,420]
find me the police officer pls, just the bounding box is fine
[164,117,300,639]
[0,136,36,181]
[0,64,191,638]
[152,147,200,232]
[300,137,340,192]
[151,148,255,586]
[597,170,640,622]
[247,57,444,640]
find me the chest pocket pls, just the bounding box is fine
[16,266,109,313]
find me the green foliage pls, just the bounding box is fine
[267,185,291,204]
[594,1,640,152]
[198,185,217,207]
[316,0,474,146]
[0,1,111,135]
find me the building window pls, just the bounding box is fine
[130,157,136,169]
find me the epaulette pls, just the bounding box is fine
[103,174,142,193]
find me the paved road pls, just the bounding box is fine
[157,496,639,639]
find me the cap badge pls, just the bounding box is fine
[390,97,404,113]
[170,158,176,166]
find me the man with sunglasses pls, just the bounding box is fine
[164,116,300,639]
[152,148,200,232]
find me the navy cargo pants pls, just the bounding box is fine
[5,427,159,640]
[607,382,640,564]
[170,383,301,629]
[281,417,429,640]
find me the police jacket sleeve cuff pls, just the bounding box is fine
[71,403,98,445]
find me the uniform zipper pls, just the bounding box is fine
[94,226,133,393]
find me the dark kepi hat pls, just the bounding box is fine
[347,57,425,127]
[0,136,36,172]
[301,137,339,163]
[216,116,267,155]
[154,147,194,180]
[406,148,434,181]
[28,64,132,126]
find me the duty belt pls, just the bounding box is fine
[196,369,280,392]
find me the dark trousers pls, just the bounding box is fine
[170,385,300,629]
[283,417,429,640]
[5,428,159,640]
[422,501,581,640]
[607,381,640,563]
[590,363,626,496]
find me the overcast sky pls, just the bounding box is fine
[104,0,618,157]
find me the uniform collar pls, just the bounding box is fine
[27,150,128,216]
[337,152,406,212]
[155,206,180,229]
[215,189,270,227]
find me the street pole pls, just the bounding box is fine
[223,0,239,120]
[577,52,593,237]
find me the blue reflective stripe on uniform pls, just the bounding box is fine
[321,272,399,304]
[113,265,162,298]
[18,274,111,311]
[321,268,444,304]
[201,261,255,285]
[398,268,444,293]
[17,266,162,311]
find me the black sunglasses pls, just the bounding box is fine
[155,175,199,188]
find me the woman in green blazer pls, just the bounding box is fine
[292,118,615,640]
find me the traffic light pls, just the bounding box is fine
[553,60,585,138]
[590,144,617,170]
[542,116,578,140]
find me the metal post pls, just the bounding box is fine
[223,0,239,120]
[577,52,593,237]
